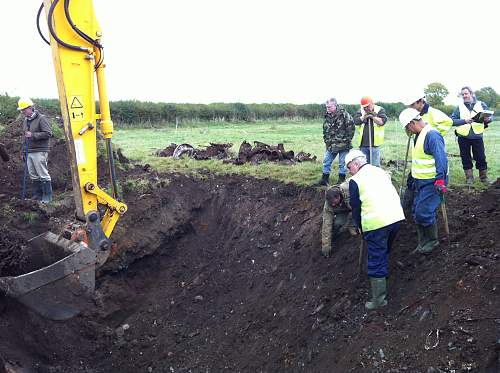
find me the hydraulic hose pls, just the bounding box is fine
[47,0,89,52]
[105,139,119,200]
[37,3,51,46]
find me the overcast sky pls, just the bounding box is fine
[1,0,499,105]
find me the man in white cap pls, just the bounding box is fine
[404,93,453,138]
[345,149,405,310]
[399,108,448,255]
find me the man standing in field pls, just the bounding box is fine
[321,181,358,257]
[399,108,448,255]
[17,97,53,203]
[451,86,494,185]
[405,93,453,138]
[353,96,387,167]
[345,149,404,310]
[316,98,355,186]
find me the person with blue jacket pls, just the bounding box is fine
[346,149,405,310]
[399,108,448,255]
[451,86,494,185]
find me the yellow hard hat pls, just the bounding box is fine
[17,97,34,111]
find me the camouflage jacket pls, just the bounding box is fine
[321,181,355,255]
[323,107,355,153]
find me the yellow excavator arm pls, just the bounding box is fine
[0,0,127,320]
[43,0,127,243]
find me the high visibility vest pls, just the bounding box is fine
[411,125,437,180]
[351,164,405,232]
[357,105,385,146]
[455,101,485,136]
[421,107,452,138]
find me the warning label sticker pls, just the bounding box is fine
[69,95,85,121]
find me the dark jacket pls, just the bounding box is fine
[322,107,355,153]
[23,111,52,153]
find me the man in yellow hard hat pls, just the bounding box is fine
[17,97,53,203]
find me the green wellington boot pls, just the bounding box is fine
[365,277,388,310]
[418,223,439,254]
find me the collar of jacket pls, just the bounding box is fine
[27,111,39,121]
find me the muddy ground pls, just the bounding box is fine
[1,117,500,372]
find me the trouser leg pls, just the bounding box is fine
[457,137,473,171]
[413,181,440,227]
[471,138,487,171]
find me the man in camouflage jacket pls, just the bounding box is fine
[316,98,355,186]
[321,181,358,257]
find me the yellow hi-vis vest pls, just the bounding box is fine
[411,125,438,180]
[351,164,405,232]
[357,105,385,146]
[455,101,485,136]
[421,107,452,138]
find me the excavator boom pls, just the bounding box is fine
[0,0,126,320]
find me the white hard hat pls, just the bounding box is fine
[403,92,425,106]
[399,108,421,128]
[345,149,366,166]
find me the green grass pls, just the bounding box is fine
[113,120,500,187]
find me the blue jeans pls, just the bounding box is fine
[322,149,348,175]
[364,221,401,278]
[413,179,441,226]
[360,146,381,167]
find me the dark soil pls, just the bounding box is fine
[1,118,500,372]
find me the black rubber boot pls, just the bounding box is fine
[31,180,43,201]
[316,173,330,186]
[41,180,53,204]
[338,173,346,183]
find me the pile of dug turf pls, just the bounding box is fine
[156,140,317,165]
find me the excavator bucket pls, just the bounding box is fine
[0,232,97,321]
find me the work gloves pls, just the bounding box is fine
[434,179,447,194]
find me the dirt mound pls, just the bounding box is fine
[0,170,499,372]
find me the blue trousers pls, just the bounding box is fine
[364,221,401,278]
[322,149,348,175]
[413,179,441,226]
[360,146,381,167]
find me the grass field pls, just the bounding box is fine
[113,120,500,188]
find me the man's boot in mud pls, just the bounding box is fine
[41,180,53,204]
[464,169,474,186]
[31,180,43,201]
[338,173,346,183]
[365,277,387,310]
[479,169,493,185]
[418,223,439,255]
[411,224,426,254]
[315,173,330,186]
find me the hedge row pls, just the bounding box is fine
[0,93,481,127]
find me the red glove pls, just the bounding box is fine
[434,179,447,194]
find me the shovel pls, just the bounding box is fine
[440,195,450,238]
[399,136,411,198]
[21,141,29,199]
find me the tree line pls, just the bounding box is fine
[1,83,498,126]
